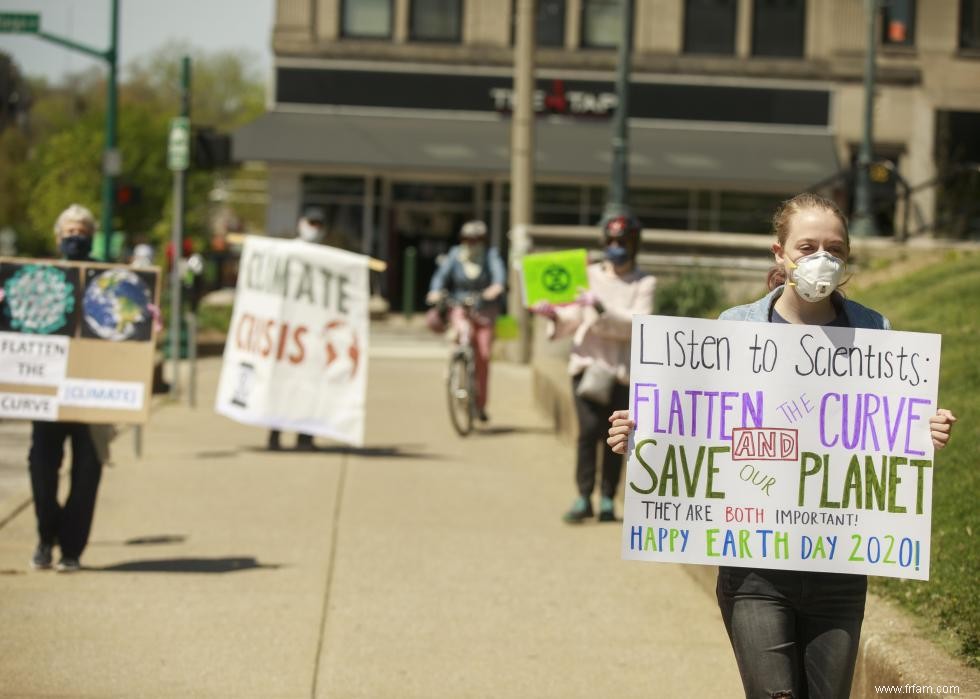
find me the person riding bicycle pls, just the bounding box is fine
[425,220,505,422]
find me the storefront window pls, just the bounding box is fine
[629,189,693,230]
[684,0,736,55]
[341,0,392,38]
[511,0,566,47]
[882,0,915,47]
[934,110,980,238]
[718,192,788,234]
[410,0,462,42]
[960,0,980,49]
[752,0,806,58]
[534,184,583,225]
[581,0,625,48]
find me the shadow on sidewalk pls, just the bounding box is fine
[474,425,555,436]
[87,535,188,547]
[93,556,281,574]
[242,444,444,460]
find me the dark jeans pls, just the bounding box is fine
[716,567,867,699]
[268,430,313,447]
[28,421,103,559]
[571,374,629,499]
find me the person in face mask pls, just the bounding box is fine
[425,220,506,422]
[267,206,327,451]
[27,204,103,573]
[605,193,957,698]
[55,204,96,261]
[296,206,326,244]
[530,214,655,523]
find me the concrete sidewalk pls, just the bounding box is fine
[0,345,741,697]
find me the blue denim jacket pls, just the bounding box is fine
[718,285,890,330]
[429,245,506,301]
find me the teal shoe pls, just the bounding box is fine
[562,496,593,523]
[598,496,616,522]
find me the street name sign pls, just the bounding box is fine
[0,13,39,33]
[168,117,190,172]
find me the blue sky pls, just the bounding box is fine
[0,0,274,83]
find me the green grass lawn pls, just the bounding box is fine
[849,250,980,668]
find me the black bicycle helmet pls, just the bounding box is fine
[602,214,642,246]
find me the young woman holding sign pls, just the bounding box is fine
[531,215,655,524]
[606,193,956,698]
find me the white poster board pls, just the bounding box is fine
[215,238,370,446]
[621,315,941,580]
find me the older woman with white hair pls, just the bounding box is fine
[53,203,97,261]
[28,203,102,573]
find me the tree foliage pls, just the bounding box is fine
[0,43,266,259]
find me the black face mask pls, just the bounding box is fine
[60,235,92,261]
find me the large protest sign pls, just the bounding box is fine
[0,257,161,424]
[520,249,589,306]
[621,315,941,580]
[215,237,369,446]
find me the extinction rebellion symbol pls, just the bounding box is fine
[541,264,571,293]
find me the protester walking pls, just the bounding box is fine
[267,206,326,451]
[531,215,655,524]
[27,204,108,572]
[606,193,957,698]
[425,220,505,422]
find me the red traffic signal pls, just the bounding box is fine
[115,183,142,207]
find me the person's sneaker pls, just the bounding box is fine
[295,434,316,451]
[56,557,81,573]
[562,497,593,523]
[267,431,282,451]
[476,408,489,423]
[598,496,616,522]
[30,543,53,570]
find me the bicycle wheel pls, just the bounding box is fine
[447,352,474,436]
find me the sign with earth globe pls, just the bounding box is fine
[81,268,154,342]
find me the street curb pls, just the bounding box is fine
[0,494,31,532]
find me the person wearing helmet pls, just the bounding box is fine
[530,214,655,523]
[426,220,506,422]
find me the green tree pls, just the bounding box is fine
[4,44,266,258]
[126,42,265,129]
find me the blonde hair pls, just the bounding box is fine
[768,193,850,290]
[53,204,96,238]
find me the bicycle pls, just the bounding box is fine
[436,294,481,437]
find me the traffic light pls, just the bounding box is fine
[193,127,232,170]
[115,183,142,207]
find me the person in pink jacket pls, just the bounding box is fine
[531,215,655,523]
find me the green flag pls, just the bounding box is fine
[521,248,589,307]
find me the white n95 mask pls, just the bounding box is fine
[298,220,324,243]
[788,251,845,302]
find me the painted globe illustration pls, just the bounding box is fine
[83,269,151,341]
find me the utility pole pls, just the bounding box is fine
[509,0,536,363]
[603,0,634,222]
[852,0,879,237]
[510,0,535,230]
[168,57,191,399]
[99,0,120,258]
[1,1,120,258]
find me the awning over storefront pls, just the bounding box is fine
[233,110,839,191]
